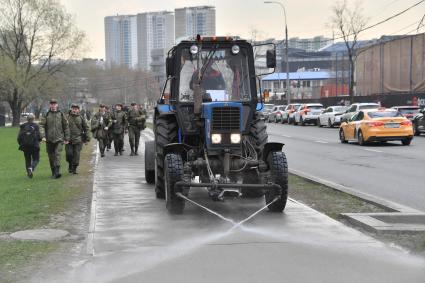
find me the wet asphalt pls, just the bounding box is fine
[32,129,425,283]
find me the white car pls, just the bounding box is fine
[294,103,324,126]
[282,103,301,124]
[341,103,380,123]
[288,105,302,124]
[317,106,348,128]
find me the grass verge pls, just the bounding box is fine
[289,174,425,256]
[0,127,94,281]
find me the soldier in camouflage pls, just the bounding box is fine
[39,99,70,179]
[91,104,112,157]
[111,103,127,156]
[127,102,146,156]
[66,104,90,174]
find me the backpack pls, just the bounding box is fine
[19,124,37,147]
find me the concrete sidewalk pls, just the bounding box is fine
[35,129,425,283]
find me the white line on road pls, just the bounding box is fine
[314,140,329,144]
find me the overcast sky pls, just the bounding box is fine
[60,0,425,58]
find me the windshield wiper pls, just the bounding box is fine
[199,44,218,83]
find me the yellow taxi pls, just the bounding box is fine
[339,108,414,146]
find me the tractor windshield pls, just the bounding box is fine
[179,46,251,102]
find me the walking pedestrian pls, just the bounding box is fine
[66,104,90,174]
[111,103,127,156]
[39,99,70,179]
[17,114,41,178]
[91,104,112,158]
[127,102,146,156]
[106,106,113,151]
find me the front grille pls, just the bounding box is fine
[212,107,240,131]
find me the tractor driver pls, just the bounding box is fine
[189,59,226,92]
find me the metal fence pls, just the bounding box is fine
[356,33,425,96]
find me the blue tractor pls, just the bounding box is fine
[145,36,288,214]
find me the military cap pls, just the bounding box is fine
[49,98,58,104]
[71,103,80,109]
[116,103,123,107]
[99,104,106,108]
[131,102,137,106]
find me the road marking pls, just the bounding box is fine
[281,135,292,138]
[361,148,383,153]
[315,140,329,144]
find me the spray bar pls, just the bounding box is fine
[175,181,281,191]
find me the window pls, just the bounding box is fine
[367,111,403,118]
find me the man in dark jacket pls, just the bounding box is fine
[17,114,41,178]
[91,104,112,157]
[111,103,127,156]
[127,102,146,156]
[66,104,90,174]
[40,99,70,179]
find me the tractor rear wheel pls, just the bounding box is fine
[249,114,268,157]
[164,153,185,214]
[265,151,288,212]
[144,141,155,184]
[155,115,178,199]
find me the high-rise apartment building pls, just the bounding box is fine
[137,11,174,79]
[104,15,138,68]
[175,6,216,41]
[288,36,331,52]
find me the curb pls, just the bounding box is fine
[86,143,99,256]
[289,168,421,213]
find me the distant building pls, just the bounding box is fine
[137,11,174,83]
[288,36,331,52]
[262,71,336,100]
[104,15,138,68]
[175,6,216,41]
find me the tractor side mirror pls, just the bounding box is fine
[166,57,173,77]
[266,49,276,68]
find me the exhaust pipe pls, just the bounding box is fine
[218,189,241,200]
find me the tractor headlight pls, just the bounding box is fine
[231,45,240,55]
[230,134,241,144]
[211,134,222,144]
[190,45,199,55]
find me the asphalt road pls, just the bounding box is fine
[32,130,425,283]
[266,122,425,212]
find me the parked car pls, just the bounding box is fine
[282,103,301,124]
[341,103,380,123]
[268,105,287,123]
[412,108,425,136]
[288,104,302,124]
[391,106,420,120]
[339,108,414,146]
[294,103,324,126]
[262,104,275,122]
[317,106,348,128]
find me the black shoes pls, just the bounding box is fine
[27,167,33,179]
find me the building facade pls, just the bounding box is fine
[288,36,331,52]
[104,15,138,68]
[175,6,216,41]
[137,11,174,82]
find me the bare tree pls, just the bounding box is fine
[0,0,85,126]
[330,0,368,103]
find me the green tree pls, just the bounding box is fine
[0,0,85,126]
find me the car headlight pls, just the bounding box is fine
[230,134,241,144]
[211,134,222,144]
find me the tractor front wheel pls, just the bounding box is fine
[265,151,288,212]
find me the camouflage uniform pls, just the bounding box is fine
[91,110,112,157]
[66,111,90,173]
[40,110,70,178]
[127,107,146,155]
[111,109,127,155]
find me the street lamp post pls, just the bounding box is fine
[264,1,290,104]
